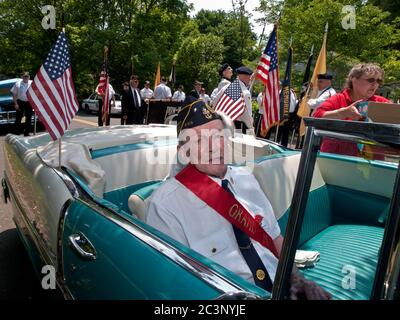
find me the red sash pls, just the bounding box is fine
[175,164,279,259]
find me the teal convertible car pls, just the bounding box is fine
[2,118,400,300]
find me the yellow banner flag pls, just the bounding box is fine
[297,23,328,136]
[154,62,160,90]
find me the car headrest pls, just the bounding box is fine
[128,181,163,221]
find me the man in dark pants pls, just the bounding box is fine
[124,75,144,124]
[11,72,33,136]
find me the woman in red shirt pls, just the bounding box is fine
[313,63,390,157]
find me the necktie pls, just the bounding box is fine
[132,88,139,108]
[221,179,273,292]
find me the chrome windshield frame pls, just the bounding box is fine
[272,117,400,300]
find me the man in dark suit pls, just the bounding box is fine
[122,75,144,124]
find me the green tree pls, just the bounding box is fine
[176,32,224,92]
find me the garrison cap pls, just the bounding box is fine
[177,98,221,135]
[317,72,333,80]
[236,66,253,75]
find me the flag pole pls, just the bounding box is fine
[58,26,66,170]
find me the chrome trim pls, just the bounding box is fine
[68,233,97,260]
[57,198,75,300]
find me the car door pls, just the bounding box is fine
[61,200,225,299]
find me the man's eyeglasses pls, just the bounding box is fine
[361,77,383,85]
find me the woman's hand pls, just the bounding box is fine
[337,100,363,120]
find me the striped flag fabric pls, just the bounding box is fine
[256,26,280,133]
[27,32,79,141]
[214,79,246,120]
[97,62,110,123]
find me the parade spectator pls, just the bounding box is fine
[172,85,186,102]
[153,76,172,100]
[11,72,33,136]
[313,63,390,157]
[146,99,331,300]
[308,72,336,114]
[140,80,154,100]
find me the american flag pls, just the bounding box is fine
[27,32,79,141]
[256,26,280,132]
[97,62,110,123]
[214,79,245,120]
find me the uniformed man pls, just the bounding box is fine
[308,72,336,114]
[146,99,331,300]
[211,63,233,107]
[188,80,203,99]
[235,66,255,135]
[217,63,233,91]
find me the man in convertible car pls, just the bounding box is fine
[146,98,331,300]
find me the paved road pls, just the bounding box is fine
[0,112,121,300]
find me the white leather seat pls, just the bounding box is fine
[128,181,163,221]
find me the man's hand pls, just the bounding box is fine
[289,272,332,300]
[122,115,127,120]
[14,103,19,111]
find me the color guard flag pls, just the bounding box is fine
[96,56,110,124]
[255,25,280,134]
[27,32,79,141]
[297,23,328,136]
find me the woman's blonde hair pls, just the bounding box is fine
[345,63,384,89]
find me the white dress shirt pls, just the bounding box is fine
[11,80,32,101]
[172,90,186,102]
[308,87,336,111]
[146,165,281,284]
[153,83,172,100]
[236,80,254,129]
[140,87,153,99]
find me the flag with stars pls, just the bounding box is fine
[214,79,245,120]
[256,26,280,134]
[27,32,79,140]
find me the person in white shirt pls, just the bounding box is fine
[235,66,255,135]
[146,99,331,300]
[153,76,172,100]
[172,85,186,102]
[140,80,154,100]
[199,88,211,105]
[11,72,34,136]
[308,73,336,114]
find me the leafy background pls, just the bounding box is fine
[0,0,399,101]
